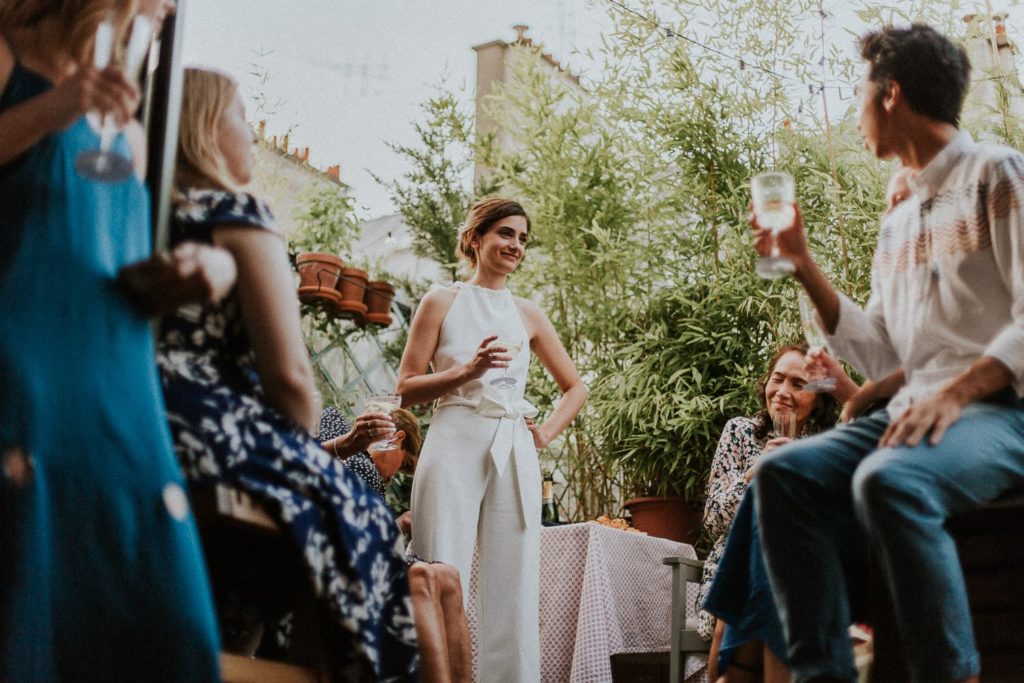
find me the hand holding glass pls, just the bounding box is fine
[362,393,400,451]
[798,291,838,392]
[75,15,153,182]
[751,172,797,279]
[488,336,523,390]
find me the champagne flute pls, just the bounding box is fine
[487,336,523,390]
[75,15,153,182]
[751,171,797,279]
[771,410,797,440]
[363,392,400,451]
[798,290,838,392]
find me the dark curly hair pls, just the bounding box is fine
[858,24,970,127]
[751,343,840,441]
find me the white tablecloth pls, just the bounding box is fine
[467,522,707,682]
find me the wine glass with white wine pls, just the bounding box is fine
[488,336,523,391]
[75,15,153,182]
[751,171,797,279]
[798,290,837,392]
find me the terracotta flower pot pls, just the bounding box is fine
[624,496,702,544]
[335,267,368,318]
[295,253,344,307]
[365,280,395,327]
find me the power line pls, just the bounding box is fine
[602,0,851,91]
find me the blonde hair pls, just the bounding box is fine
[390,408,421,474]
[456,197,530,268]
[174,67,242,192]
[0,0,138,67]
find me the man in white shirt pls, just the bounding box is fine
[752,24,1024,683]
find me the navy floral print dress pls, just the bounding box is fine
[156,188,418,682]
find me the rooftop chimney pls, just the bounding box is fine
[326,165,341,181]
[258,120,266,140]
[513,24,529,44]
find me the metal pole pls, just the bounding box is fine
[146,1,188,251]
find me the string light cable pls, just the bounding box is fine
[602,0,851,93]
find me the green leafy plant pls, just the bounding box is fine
[374,0,1024,520]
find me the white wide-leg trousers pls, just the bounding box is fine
[411,407,541,683]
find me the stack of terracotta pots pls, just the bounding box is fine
[295,252,396,328]
[365,281,395,327]
[296,253,343,311]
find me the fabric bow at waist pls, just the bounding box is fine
[472,394,538,476]
[436,393,540,528]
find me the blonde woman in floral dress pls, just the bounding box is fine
[156,67,417,681]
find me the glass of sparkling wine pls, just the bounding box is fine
[771,410,797,440]
[363,392,400,451]
[75,15,154,182]
[751,171,797,279]
[798,290,837,392]
[488,336,523,390]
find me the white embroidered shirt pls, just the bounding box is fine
[826,131,1024,416]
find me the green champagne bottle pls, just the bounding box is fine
[541,468,560,526]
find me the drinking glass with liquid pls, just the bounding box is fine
[488,336,524,390]
[751,171,797,279]
[363,392,400,451]
[798,290,838,392]
[771,411,797,440]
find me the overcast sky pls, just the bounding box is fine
[181,0,613,217]
[181,1,1024,218]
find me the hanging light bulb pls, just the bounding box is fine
[384,231,397,247]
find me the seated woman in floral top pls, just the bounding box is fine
[318,405,419,497]
[156,67,417,681]
[697,343,854,680]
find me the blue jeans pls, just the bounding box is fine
[754,403,1024,682]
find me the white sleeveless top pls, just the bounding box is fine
[434,281,531,405]
[432,282,539,524]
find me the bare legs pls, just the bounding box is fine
[708,618,724,681]
[408,562,472,683]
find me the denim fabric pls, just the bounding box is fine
[754,404,1024,682]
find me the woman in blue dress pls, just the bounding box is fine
[157,66,418,682]
[0,1,221,680]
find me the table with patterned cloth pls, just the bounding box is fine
[466,522,707,683]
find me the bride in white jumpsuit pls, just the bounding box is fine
[398,198,587,682]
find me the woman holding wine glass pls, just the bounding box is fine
[701,339,860,683]
[0,1,222,679]
[697,343,848,681]
[398,197,587,682]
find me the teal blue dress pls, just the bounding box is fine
[0,61,221,680]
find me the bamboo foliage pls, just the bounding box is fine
[382,0,1024,519]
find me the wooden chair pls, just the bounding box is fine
[870,489,1024,682]
[663,557,710,683]
[191,484,330,683]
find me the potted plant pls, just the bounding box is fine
[591,280,787,545]
[295,252,343,310]
[335,265,368,319]
[365,280,396,327]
